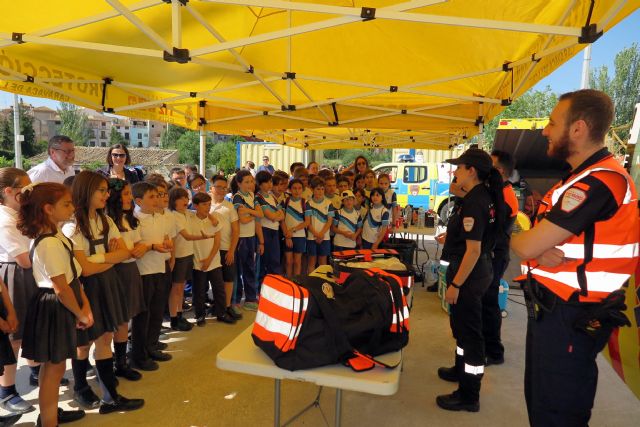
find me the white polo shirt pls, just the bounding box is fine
[32,231,82,288]
[134,210,169,275]
[192,216,223,272]
[62,215,122,258]
[173,210,196,259]
[210,200,238,251]
[0,205,30,263]
[27,157,75,184]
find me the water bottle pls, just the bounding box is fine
[418,207,425,228]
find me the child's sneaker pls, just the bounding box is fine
[243,302,258,311]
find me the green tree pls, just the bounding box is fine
[160,124,187,148]
[57,102,90,146]
[481,87,558,149]
[590,43,640,141]
[109,127,127,146]
[208,136,240,174]
[0,117,12,151]
[175,130,200,164]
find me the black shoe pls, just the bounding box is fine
[114,364,142,381]
[57,407,86,424]
[29,374,70,387]
[196,316,206,327]
[148,349,172,362]
[436,392,479,412]
[99,395,145,415]
[437,366,459,382]
[73,386,100,409]
[426,283,438,292]
[226,306,243,320]
[217,313,237,324]
[0,393,35,414]
[130,358,159,371]
[182,302,193,312]
[177,316,193,331]
[155,341,169,351]
[0,413,21,427]
[486,355,504,366]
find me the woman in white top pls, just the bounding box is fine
[0,168,40,415]
[65,171,144,414]
[106,178,148,382]
[18,182,91,427]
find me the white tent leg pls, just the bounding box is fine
[200,128,206,176]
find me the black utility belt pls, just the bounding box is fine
[446,253,492,262]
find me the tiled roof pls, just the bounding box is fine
[28,146,179,167]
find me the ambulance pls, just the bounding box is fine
[372,162,455,218]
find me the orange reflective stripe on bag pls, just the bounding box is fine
[252,275,309,352]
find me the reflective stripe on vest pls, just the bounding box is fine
[523,156,640,302]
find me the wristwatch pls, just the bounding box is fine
[449,281,461,289]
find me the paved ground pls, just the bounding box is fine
[7,241,640,426]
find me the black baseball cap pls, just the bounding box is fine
[445,148,492,173]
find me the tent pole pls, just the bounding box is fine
[13,94,23,169]
[580,45,592,89]
[199,128,206,176]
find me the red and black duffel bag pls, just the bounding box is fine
[331,249,415,297]
[252,269,409,371]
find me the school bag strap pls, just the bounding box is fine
[30,233,79,281]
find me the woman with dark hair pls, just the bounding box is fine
[347,155,369,176]
[436,148,504,413]
[98,144,141,184]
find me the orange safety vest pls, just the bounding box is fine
[521,155,640,303]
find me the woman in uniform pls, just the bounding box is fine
[436,148,505,412]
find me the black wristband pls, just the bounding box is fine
[449,281,461,289]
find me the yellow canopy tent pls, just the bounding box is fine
[0,0,638,150]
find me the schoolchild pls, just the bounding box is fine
[0,168,40,414]
[232,170,263,311]
[361,187,390,249]
[143,176,175,355]
[168,186,214,332]
[271,171,289,205]
[377,173,399,226]
[332,190,363,252]
[191,193,235,326]
[0,277,21,426]
[353,188,369,227]
[64,171,144,414]
[105,179,147,382]
[18,182,89,427]
[305,177,335,272]
[255,171,284,286]
[281,179,309,277]
[324,176,342,210]
[336,176,350,195]
[353,174,366,192]
[130,182,173,371]
[363,169,377,198]
[340,170,355,189]
[293,167,312,200]
[209,176,242,321]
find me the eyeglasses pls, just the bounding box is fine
[157,192,167,197]
[53,147,75,155]
[111,153,126,158]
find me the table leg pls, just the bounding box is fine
[335,389,342,427]
[274,379,281,427]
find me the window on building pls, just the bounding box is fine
[138,133,142,139]
[100,131,106,138]
[138,141,143,148]
[125,133,130,140]
[101,122,106,127]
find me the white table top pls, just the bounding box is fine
[217,326,402,396]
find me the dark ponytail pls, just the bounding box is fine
[479,167,505,235]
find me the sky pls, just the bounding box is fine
[0,9,638,110]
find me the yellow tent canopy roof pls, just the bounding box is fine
[1,0,637,149]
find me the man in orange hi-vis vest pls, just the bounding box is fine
[511,89,639,427]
